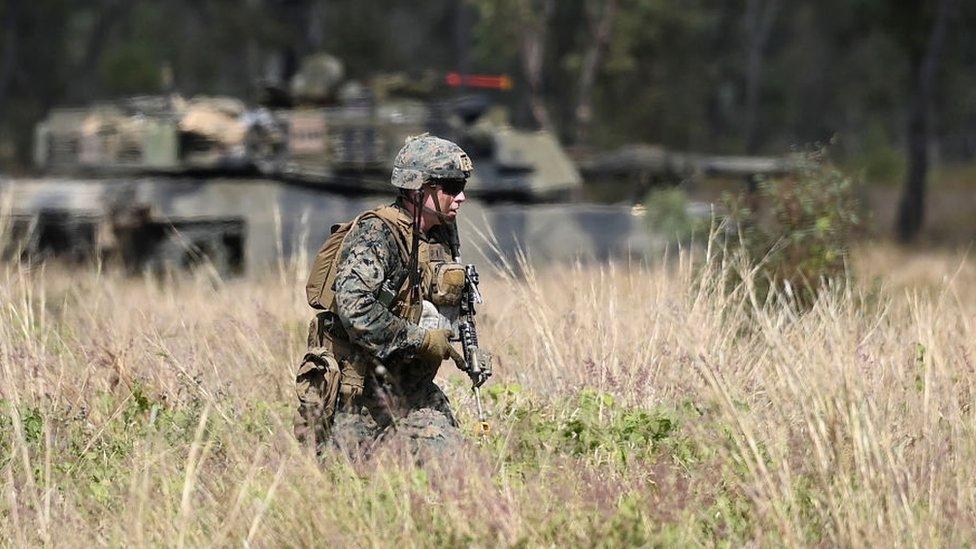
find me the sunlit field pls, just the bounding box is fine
[1,242,975,546]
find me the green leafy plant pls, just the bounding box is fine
[644,187,710,244]
[485,384,686,468]
[725,150,862,306]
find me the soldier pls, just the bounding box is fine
[296,134,475,456]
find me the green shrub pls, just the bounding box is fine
[644,187,709,244]
[725,150,861,306]
[484,385,689,469]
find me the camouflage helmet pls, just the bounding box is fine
[391,133,473,190]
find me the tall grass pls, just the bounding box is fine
[1,240,974,546]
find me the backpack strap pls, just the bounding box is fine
[306,210,370,310]
[369,205,413,263]
[308,205,415,312]
[364,205,417,308]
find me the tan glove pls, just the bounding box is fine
[418,329,466,368]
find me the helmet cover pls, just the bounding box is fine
[391,133,473,189]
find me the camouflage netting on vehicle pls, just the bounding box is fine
[177,96,248,147]
[290,53,346,104]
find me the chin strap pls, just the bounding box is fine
[426,183,460,259]
[437,194,461,260]
[420,183,456,224]
[407,188,424,303]
[404,184,461,301]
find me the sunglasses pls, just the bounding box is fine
[433,179,466,196]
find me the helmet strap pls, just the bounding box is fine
[420,182,456,224]
[407,187,424,302]
[425,183,460,260]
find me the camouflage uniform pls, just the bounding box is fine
[296,134,473,456]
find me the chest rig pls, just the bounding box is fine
[305,204,461,346]
[370,205,458,323]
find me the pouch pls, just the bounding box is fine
[295,346,342,421]
[430,262,465,306]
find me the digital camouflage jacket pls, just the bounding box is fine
[326,203,455,363]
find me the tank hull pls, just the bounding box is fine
[1,176,659,275]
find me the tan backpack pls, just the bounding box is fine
[305,206,412,311]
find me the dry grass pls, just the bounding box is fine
[1,240,975,546]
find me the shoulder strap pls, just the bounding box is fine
[308,205,416,312]
[366,205,420,309]
[306,210,375,310]
[368,205,413,264]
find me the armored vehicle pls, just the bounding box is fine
[33,53,581,203]
[33,94,278,174]
[266,102,579,201]
[253,53,580,201]
[12,51,801,276]
[8,53,660,276]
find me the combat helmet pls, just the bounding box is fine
[391,133,473,190]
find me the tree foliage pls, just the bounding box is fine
[0,0,973,172]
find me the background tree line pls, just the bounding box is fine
[0,0,973,238]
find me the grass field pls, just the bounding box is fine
[1,242,975,546]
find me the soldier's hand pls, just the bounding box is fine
[419,329,464,367]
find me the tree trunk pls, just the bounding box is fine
[455,0,474,89]
[518,0,555,130]
[305,1,324,52]
[0,0,22,119]
[742,0,778,154]
[268,0,322,84]
[896,0,954,242]
[573,0,617,146]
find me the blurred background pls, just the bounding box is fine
[0,0,974,275]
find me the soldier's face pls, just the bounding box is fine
[422,180,466,227]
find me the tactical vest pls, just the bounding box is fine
[305,204,454,322]
[299,204,456,411]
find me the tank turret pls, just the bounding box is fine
[256,52,581,201]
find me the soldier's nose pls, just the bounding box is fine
[454,191,466,204]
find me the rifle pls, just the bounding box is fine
[455,263,492,435]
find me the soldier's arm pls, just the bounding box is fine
[333,217,425,361]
